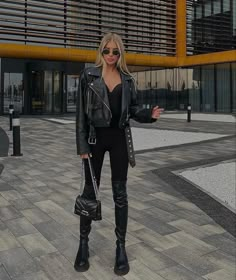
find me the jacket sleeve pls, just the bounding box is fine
[129,80,156,123]
[76,70,91,155]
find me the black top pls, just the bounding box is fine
[107,83,122,128]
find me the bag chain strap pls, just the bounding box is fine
[80,157,100,200]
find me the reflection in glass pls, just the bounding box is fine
[31,70,62,114]
[232,63,236,113]
[44,71,53,113]
[54,71,61,113]
[133,63,234,113]
[31,71,43,114]
[213,0,221,14]
[216,63,230,112]
[4,73,24,114]
[190,66,201,111]
[201,65,215,112]
[67,75,79,112]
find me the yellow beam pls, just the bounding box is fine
[0,43,235,68]
[0,43,97,62]
[0,43,177,67]
[176,0,186,64]
[126,53,177,67]
[180,50,236,67]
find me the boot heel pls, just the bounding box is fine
[74,261,89,272]
[114,241,129,276]
[74,239,90,272]
[114,264,130,276]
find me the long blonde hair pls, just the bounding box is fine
[95,32,132,77]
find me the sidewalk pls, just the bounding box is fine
[0,114,235,280]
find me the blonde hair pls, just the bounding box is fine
[95,32,132,77]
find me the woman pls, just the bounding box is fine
[75,32,163,276]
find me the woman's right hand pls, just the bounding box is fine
[80,154,90,159]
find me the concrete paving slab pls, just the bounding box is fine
[179,161,236,213]
[161,113,236,123]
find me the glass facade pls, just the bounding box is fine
[187,0,235,54]
[66,75,79,113]
[3,73,24,114]
[231,62,236,112]
[0,58,84,114]
[134,62,236,113]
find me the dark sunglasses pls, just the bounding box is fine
[102,48,120,56]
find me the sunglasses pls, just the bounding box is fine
[102,48,120,56]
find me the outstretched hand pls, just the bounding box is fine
[151,106,164,119]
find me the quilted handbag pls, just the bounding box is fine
[74,157,102,221]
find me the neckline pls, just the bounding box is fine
[106,83,122,93]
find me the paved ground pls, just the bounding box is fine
[0,114,235,280]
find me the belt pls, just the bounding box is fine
[88,124,96,145]
[125,126,136,167]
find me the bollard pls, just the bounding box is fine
[0,164,4,175]
[9,104,14,131]
[12,111,23,156]
[187,103,191,122]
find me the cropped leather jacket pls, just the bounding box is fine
[76,66,156,167]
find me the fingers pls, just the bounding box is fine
[152,106,164,119]
[152,107,164,113]
[153,106,164,112]
[80,153,89,159]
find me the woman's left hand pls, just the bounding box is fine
[151,106,164,119]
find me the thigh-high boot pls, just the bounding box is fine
[74,215,92,272]
[112,181,129,276]
[74,184,94,272]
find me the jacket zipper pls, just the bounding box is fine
[86,90,90,114]
[88,84,112,118]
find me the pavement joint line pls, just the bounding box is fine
[153,155,236,238]
[135,135,235,154]
[43,118,75,124]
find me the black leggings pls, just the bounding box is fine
[83,127,129,198]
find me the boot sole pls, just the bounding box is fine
[74,250,89,272]
[114,265,130,276]
[74,262,90,272]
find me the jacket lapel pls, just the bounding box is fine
[121,73,132,120]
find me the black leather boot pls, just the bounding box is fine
[112,181,130,276]
[114,240,129,276]
[74,215,92,272]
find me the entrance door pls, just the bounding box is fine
[3,73,24,114]
[31,70,44,114]
[31,70,62,114]
[66,74,79,113]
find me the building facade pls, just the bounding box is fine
[0,0,235,115]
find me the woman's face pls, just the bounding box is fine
[102,40,120,66]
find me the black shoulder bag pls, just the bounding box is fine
[74,157,102,221]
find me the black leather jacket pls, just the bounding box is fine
[76,66,156,167]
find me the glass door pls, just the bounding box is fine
[31,70,62,114]
[43,71,53,113]
[3,73,24,114]
[31,70,44,114]
[53,71,62,113]
[67,74,79,112]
